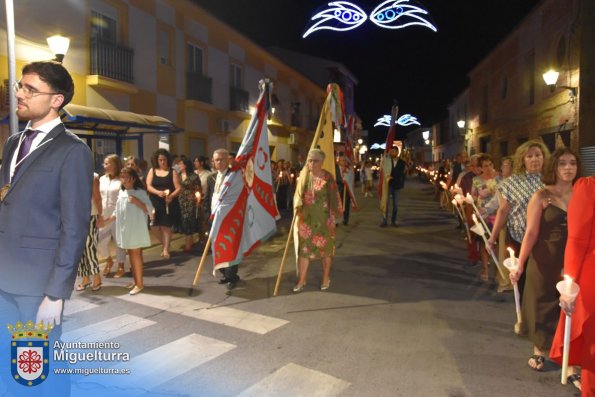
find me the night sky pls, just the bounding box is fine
[194,0,542,143]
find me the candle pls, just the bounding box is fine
[507,247,515,265]
[556,275,580,384]
[164,189,170,214]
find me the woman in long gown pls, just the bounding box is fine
[550,174,595,395]
[146,149,181,259]
[176,158,202,252]
[510,148,580,376]
[292,149,342,292]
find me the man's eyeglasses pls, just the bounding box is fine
[13,82,57,98]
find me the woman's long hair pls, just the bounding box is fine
[542,147,582,185]
[120,167,146,190]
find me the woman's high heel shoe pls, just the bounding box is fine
[320,280,331,291]
[292,283,306,293]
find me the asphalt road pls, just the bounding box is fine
[61,178,578,397]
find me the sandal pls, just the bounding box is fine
[113,265,125,279]
[76,281,91,291]
[103,261,113,276]
[567,374,581,391]
[528,355,545,371]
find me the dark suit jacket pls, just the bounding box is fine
[0,124,93,299]
[389,157,406,190]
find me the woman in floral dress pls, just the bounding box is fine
[292,149,342,292]
[175,158,202,252]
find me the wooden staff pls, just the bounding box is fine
[273,213,298,296]
[192,233,212,286]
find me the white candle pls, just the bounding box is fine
[507,247,515,265]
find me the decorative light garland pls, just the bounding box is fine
[374,114,420,127]
[304,0,437,38]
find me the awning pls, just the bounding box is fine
[60,104,183,134]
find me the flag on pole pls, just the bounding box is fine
[209,79,280,274]
[378,104,399,214]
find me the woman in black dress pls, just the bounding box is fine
[146,149,181,259]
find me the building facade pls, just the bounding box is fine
[0,0,325,169]
[459,0,594,171]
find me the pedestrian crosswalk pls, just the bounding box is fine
[63,294,350,396]
[115,293,288,334]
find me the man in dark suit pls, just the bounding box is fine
[380,147,406,227]
[0,61,92,396]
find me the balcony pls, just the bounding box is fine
[89,37,134,84]
[229,86,249,112]
[186,72,212,104]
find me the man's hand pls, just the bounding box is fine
[36,296,64,327]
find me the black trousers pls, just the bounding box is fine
[218,266,239,282]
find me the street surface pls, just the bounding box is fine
[63,178,577,397]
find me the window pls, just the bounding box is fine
[230,63,243,88]
[480,136,491,154]
[187,44,203,75]
[500,75,508,100]
[480,85,488,124]
[159,30,171,65]
[557,35,566,68]
[91,11,117,43]
[499,141,508,156]
[525,51,535,105]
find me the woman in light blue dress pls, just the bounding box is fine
[116,167,154,295]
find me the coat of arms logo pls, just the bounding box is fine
[8,320,53,387]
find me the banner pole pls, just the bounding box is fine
[273,213,298,296]
[192,234,212,286]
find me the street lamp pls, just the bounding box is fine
[542,69,577,103]
[46,35,70,63]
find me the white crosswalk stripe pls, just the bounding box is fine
[63,298,100,316]
[115,293,289,334]
[62,314,156,343]
[64,296,348,397]
[110,333,236,393]
[237,362,351,397]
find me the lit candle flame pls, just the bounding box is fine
[507,247,515,262]
[164,189,170,196]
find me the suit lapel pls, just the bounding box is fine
[0,136,19,185]
[8,124,65,187]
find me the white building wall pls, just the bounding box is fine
[129,6,157,92]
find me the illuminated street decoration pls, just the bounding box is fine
[370,0,437,32]
[304,0,436,38]
[374,114,420,127]
[303,2,367,38]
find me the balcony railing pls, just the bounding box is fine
[229,86,249,112]
[89,37,134,84]
[186,72,212,104]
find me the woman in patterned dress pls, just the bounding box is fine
[76,173,103,291]
[176,158,202,252]
[292,149,342,292]
[488,140,550,304]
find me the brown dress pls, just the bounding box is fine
[520,204,567,350]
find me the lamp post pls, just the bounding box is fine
[542,69,578,103]
[46,35,70,63]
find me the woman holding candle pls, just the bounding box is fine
[292,149,343,292]
[509,148,580,375]
[146,148,181,259]
[488,140,550,300]
[175,158,202,252]
[471,154,502,281]
[550,173,595,394]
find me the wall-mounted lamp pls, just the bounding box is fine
[46,35,70,63]
[542,69,577,103]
